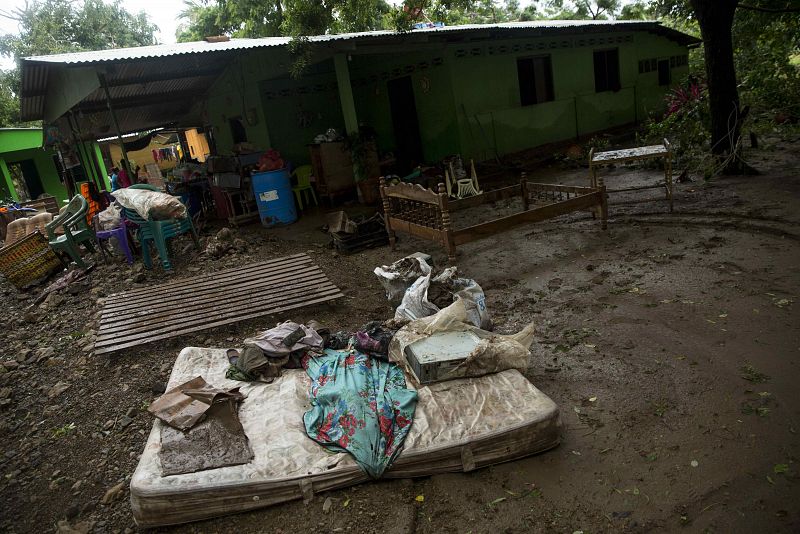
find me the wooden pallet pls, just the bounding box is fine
[95,254,343,355]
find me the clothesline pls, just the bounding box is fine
[152,145,183,163]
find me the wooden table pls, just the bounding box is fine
[589,139,673,212]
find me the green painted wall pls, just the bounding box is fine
[447,32,690,160]
[351,50,460,164]
[0,129,66,202]
[258,60,347,165]
[0,147,66,203]
[205,51,275,154]
[0,129,43,152]
[204,30,690,166]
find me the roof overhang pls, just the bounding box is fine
[19,21,701,140]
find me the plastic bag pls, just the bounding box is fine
[395,271,440,321]
[390,300,534,383]
[374,256,432,306]
[394,266,492,330]
[97,203,122,230]
[111,188,187,220]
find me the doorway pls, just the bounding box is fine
[657,59,671,86]
[387,76,423,170]
[8,160,44,201]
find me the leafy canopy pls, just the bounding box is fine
[0,0,157,126]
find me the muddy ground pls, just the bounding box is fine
[1,138,799,534]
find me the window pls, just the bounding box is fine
[517,55,554,106]
[593,49,620,92]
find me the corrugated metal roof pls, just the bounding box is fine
[22,21,698,65]
[19,21,700,135]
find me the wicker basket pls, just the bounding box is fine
[0,231,63,289]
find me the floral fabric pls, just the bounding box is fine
[302,348,417,478]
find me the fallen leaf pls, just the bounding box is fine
[774,464,789,474]
[718,313,728,318]
[632,487,640,495]
[504,489,518,496]
[343,498,350,508]
[488,497,506,506]
[571,450,581,456]
[690,460,699,468]
[775,299,791,308]
[766,476,775,485]
[589,396,597,402]
[415,495,424,503]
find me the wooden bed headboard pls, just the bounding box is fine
[379,178,456,261]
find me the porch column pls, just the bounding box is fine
[93,142,109,189]
[334,54,358,135]
[98,73,133,180]
[0,158,19,201]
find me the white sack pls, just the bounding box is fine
[374,256,432,306]
[112,188,187,220]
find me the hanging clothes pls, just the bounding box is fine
[302,349,417,478]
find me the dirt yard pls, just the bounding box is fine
[1,138,799,534]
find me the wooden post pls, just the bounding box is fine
[379,177,396,251]
[664,138,673,212]
[98,73,133,181]
[588,147,596,188]
[438,182,456,264]
[598,176,608,230]
[520,172,529,212]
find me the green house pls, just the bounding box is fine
[0,128,108,204]
[19,21,699,172]
[0,128,67,203]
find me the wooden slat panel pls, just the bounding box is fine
[96,277,337,340]
[95,254,343,355]
[100,268,329,327]
[95,283,342,347]
[101,259,318,312]
[102,255,309,306]
[95,292,344,355]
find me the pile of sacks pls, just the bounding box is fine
[374,255,491,330]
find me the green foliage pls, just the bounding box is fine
[733,3,800,118]
[0,0,157,127]
[641,77,713,175]
[0,0,157,60]
[0,70,21,127]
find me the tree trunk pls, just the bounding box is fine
[690,0,743,173]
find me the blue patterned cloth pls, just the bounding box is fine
[302,349,417,478]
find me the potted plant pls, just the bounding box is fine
[344,126,381,205]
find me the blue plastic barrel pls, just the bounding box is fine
[251,168,297,227]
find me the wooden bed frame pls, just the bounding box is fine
[379,175,608,263]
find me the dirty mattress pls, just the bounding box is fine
[130,347,561,527]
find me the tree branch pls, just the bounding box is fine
[737,4,800,13]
